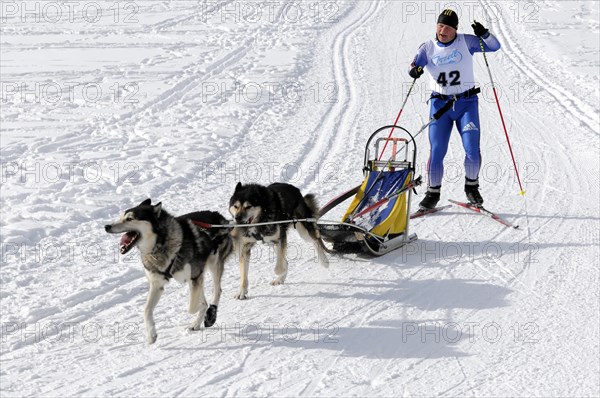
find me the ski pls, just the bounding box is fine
[410,204,452,219]
[448,199,519,229]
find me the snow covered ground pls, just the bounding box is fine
[1,0,599,396]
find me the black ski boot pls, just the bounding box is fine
[419,187,441,210]
[465,179,483,206]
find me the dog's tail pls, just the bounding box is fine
[302,194,335,257]
[303,193,319,218]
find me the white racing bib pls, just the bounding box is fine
[424,34,476,95]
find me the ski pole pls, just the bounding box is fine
[378,75,419,160]
[478,31,525,196]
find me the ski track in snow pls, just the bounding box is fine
[1,1,599,397]
[295,0,383,191]
[480,0,599,137]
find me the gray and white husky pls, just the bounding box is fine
[229,182,329,300]
[104,199,233,344]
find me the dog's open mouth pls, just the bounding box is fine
[236,216,254,225]
[120,232,140,254]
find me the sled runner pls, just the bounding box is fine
[317,125,420,256]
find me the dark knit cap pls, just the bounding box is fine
[437,9,458,29]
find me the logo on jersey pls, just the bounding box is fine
[432,49,463,66]
[463,122,479,132]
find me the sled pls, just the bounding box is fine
[191,100,454,256]
[317,125,420,256]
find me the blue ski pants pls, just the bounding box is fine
[427,96,481,188]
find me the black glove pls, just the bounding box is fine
[471,21,488,37]
[409,66,424,79]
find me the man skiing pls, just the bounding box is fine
[409,9,501,210]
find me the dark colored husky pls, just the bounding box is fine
[228,182,328,299]
[105,199,233,344]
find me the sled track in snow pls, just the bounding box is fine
[116,45,252,128]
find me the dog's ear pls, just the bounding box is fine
[235,182,243,192]
[153,202,162,217]
[140,198,152,206]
